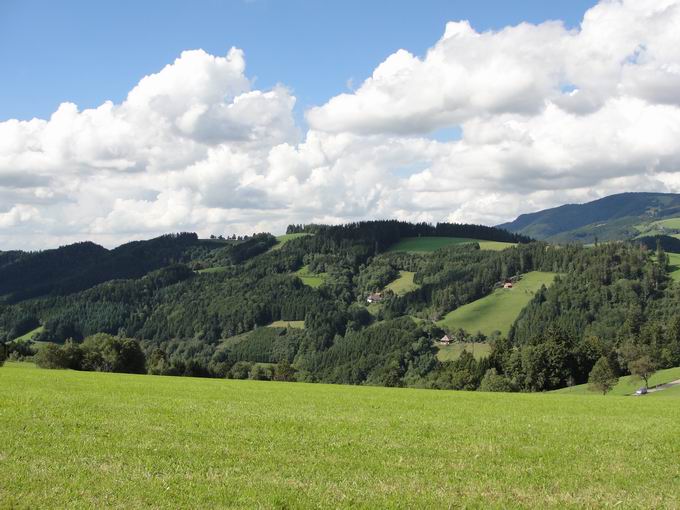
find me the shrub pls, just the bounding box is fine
[479,369,514,392]
[34,343,69,369]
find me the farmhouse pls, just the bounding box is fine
[367,292,384,304]
[440,334,452,345]
[504,282,513,289]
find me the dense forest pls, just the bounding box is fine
[1,220,677,392]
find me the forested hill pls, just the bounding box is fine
[498,192,680,242]
[0,221,527,304]
[0,233,277,303]
[2,219,678,394]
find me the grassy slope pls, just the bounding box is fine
[267,320,305,329]
[270,233,310,251]
[196,266,229,274]
[1,363,679,508]
[652,217,680,229]
[553,366,680,396]
[12,325,44,342]
[667,252,680,281]
[295,265,326,288]
[438,271,557,337]
[385,270,419,295]
[387,237,515,253]
[437,342,491,362]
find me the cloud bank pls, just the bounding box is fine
[2,0,680,249]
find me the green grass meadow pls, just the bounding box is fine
[552,366,680,396]
[270,233,311,251]
[653,217,680,230]
[387,237,515,253]
[1,362,679,508]
[294,265,326,288]
[436,342,492,361]
[438,271,557,337]
[11,325,44,342]
[267,320,305,329]
[667,252,680,282]
[385,270,420,295]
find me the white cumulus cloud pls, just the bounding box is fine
[2,0,680,249]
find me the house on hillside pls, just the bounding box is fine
[440,334,452,345]
[367,292,384,304]
[503,282,513,289]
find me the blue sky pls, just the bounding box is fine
[0,0,596,121]
[3,0,679,250]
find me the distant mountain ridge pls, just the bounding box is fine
[497,192,680,242]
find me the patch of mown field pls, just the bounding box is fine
[436,342,491,362]
[295,265,326,288]
[552,366,680,396]
[267,320,305,329]
[654,217,680,229]
[437,271,557,337]
[385,270,419,295]
[387,236,515,253]
[270,233,311,251]
[11,325,44,342]
[1,363,679,508]
[196,266,229,274]
[667,252,680,282]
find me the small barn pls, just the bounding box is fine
[440,334,452,345]
[367,292,384,304]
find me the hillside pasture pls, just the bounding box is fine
[387,236,515,253]
[385,270,419,295]
[295,265,326,288]
[11,325,44,342]
[1,362,679,508]
[196,266,229,274]
[438,271,557,337]
[270,233,311,251]
[436,342,491,361]
[667,252,680,281]
[267,320,305,329]
[635,217,680,237]
[654,217,680,230]
[553,366,680,396]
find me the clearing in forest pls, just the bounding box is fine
[387,236,515,253]
[295,265,326,288]
[437,271,557,337]
[270,233,311,251]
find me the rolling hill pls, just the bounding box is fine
[498,192,680,243]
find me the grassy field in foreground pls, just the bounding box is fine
[552,366,680,396]
[438,271,557,337]
[437,342,491,361]
[1,363,679,508]
[385,270,420,295]
[387,237,515,253]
